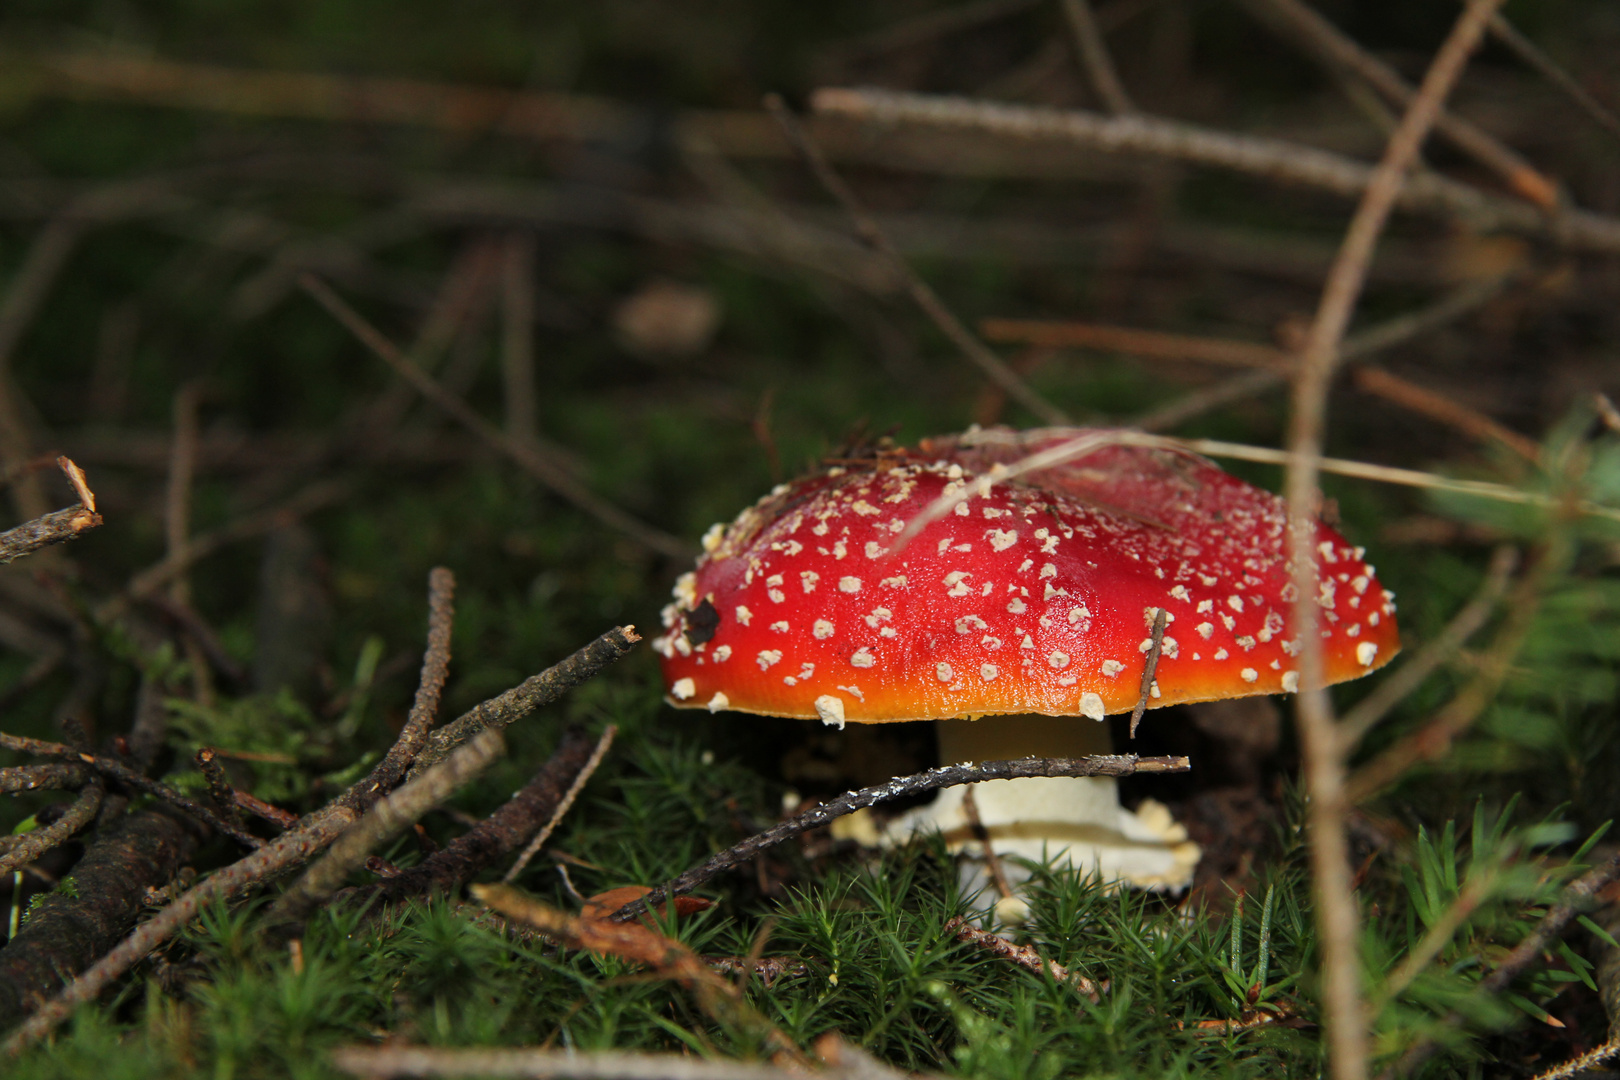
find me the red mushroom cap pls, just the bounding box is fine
[655,429,1399,727]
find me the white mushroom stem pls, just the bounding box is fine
[883,715,1201,904]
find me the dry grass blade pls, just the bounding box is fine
[894,428,1620,560]
[762,95,1070,426]
[297,275,691,560]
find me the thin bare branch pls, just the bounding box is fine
[114,477,350,610]
[194,748,245,831]
[0,800,360,1056]
[0,504,102,565]
[1059,0,1135,115]
[1129,607,1167,738]
[365,566,456,795]
[609,754,1189,923]
[762,95,1070,426]
[0,781,103,876]
[1385,849,1620,1078]
[1485,13,1620,147]
[1283,5,1506,1076]
[1346,542,1551,803]
[0,733,261,848]
[298,275,691,560]
[1349,366,1541,462]
[808,89,1620,254]
[981,317,1289,370]
[503,724,617,882]
[1234,0,1559,208]
[1135,271,1518,432]
[410,625,640,777]
[268,728,505,925]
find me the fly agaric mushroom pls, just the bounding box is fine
[654,427,1398,893]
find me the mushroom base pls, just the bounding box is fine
[882,714,1201,901]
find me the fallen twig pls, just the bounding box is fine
[1345,540,1552,802]
[0,798,361,1055]
[0,810,200,1032]
[348,727,599,909]
[981,317,1289,370]
[944,915,1101,1000]
[0,733,260,849]
[1524,1038,1620,1080]
[762,94,1069,426]
[410,626,639,777]
[331,1045,802,1080]
[298,275,691,561]
[503,724,617,882]
[0,781,104,877]
[266,727,506,926]
[808,88,1620,255]
[362,567,456,798]
[1129,607,1167,739]
[1136,271,1518,432]
[609,754,1190,923]
[1349,367,1540,463]
[472,884,809,1069]
[193,748,245,831]
[0,762,89,795]
[0,458,101,565]
[1486,13,1620,146]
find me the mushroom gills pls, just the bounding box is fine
[882,714,1201,901]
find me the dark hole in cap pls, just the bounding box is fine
[684,598,720,646]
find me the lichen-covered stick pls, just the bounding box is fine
[609,754,1189,923]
